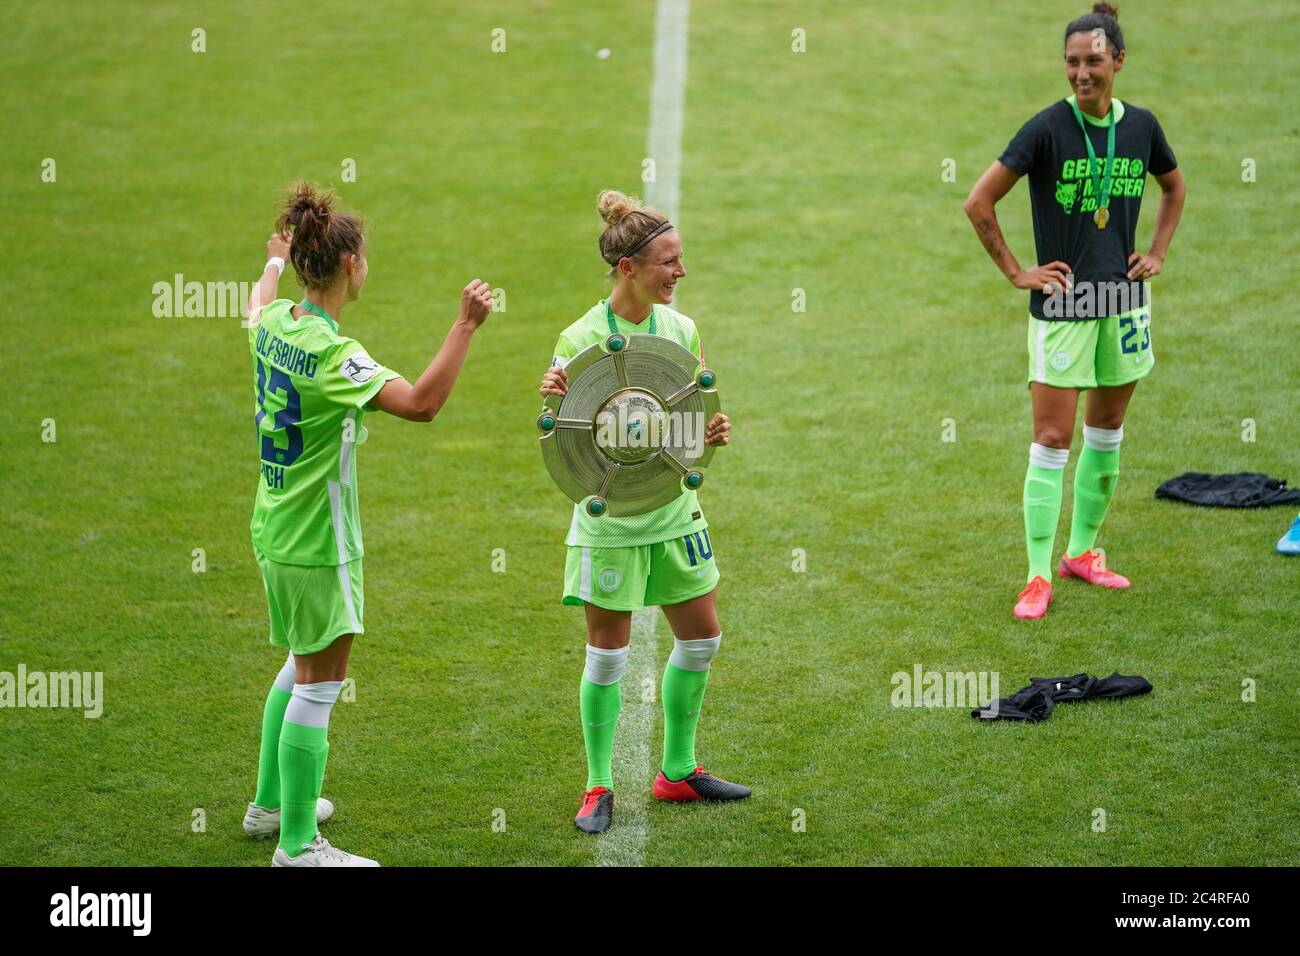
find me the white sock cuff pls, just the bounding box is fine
[284,681,344,729]
[583,645,629,686]
[1028,443,1070,469]
[1082,424,1124,452]
[273,654,296,694]
[668,635,721,672]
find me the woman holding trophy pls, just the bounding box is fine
[537,190,748,835]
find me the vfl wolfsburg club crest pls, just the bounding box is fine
[537,332,721,517]
[1055,180,1079,214]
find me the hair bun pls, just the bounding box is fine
[274,181,364,290]
[1093,2,1119,18]
[597,189,640,227]
[286,182,335,232]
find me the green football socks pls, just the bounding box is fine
[580,645,628,791]
[253,685,292,810]
[1067,425,1123,559]
[252,655,296,811]
[579,638,726,789]
[661,636,720,781]
[277,680,342,857]
[1024,444,1069,582]
[278,721,328,855]
[580,676,620,791]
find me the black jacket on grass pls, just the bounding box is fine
[1155,472,1300,509]
[972,673,1152,722]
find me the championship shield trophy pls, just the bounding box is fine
[537,332,720,517]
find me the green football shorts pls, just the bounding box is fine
[255,548,364,655]
[1027,305,1154,389]
[562,530,719,611]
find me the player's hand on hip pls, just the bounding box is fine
[1013,261,1071,296]
[705,412,731,447]
[459,279,494,328]
[539,366,568,398]
[1126,250,1164,280]
[267,231,291,262]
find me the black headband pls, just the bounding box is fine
[604,219,674,265]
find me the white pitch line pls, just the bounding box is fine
[596,609,657,867]
[645,0,689,225]
[594,0,690,869]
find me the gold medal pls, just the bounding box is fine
[1071,99,1116,232]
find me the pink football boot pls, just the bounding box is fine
[1059,549,1130,589]
[1013,575,1053,620]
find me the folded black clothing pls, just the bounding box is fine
[972,672,1152,722]
[1028,673,1095,702]
[972,683,1055,722]
[1086,672,1153,699]
[1027,672,1152,702]
[977,684,1055,722]
[1155,471,1300,508]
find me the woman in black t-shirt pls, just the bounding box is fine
[964,2,1185,620]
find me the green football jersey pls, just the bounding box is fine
[249,299,399,565]
[549,299,709,548]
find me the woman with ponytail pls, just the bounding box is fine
[241,182,494,865]
[537,190,746,836]
[963,4,1185,620]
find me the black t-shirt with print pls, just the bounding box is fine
[999,99,1177,320]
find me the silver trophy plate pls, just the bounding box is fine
[538,332,720,517]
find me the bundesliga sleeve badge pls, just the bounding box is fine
[537,332,720,517]
[341,352,381,385]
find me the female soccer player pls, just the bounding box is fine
[963,3,1185,619]
[538,190,747,834]
[241,182,494,865]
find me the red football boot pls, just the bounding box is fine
[574,786,613,834]
[653,767,751,801]
[1059,549,1130,589]
[1013,575,1053,620]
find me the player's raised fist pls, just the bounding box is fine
[459,279,494,327]
[267,230,291,261]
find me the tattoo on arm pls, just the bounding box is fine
[974,217,1008,265]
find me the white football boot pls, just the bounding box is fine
[272,834,380,867]
[243,798,335,839]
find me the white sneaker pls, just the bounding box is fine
[272,834,379,867]
[243,798,335,839]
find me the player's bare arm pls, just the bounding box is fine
[245,231,292,322]
[965,161,1072,296]
[1127,167,1185,279]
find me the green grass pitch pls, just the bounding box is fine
[2,0,1297,866]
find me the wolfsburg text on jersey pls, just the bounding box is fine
[253,324,320,378]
